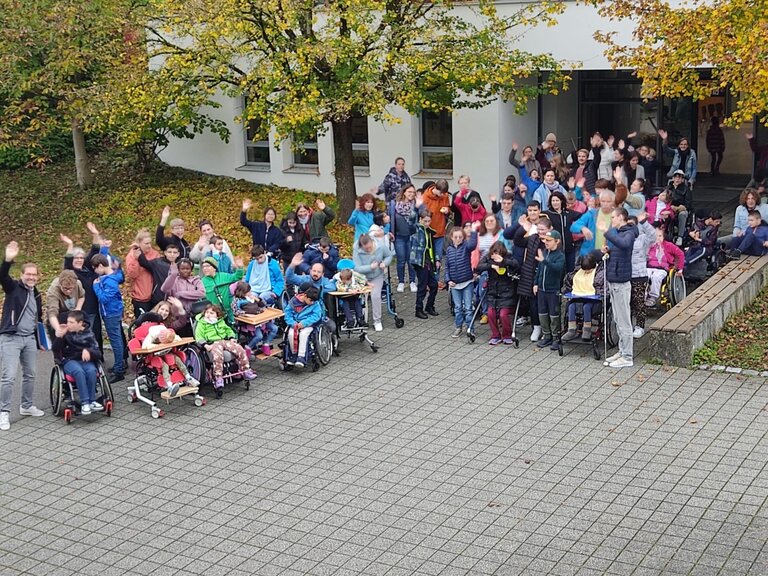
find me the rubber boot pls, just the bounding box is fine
[562,321,579,342]
[536,313,552,347]
[581,322,593,341]
[549,315,561,350]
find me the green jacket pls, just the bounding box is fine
[201,269,243,322]
[194,314,236,343]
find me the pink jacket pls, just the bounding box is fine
[454,192,487,225]
[646,197,675,225]
[647,240,685,271]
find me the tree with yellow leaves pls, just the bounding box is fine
[590,0,768,126]
[146,0,570,218]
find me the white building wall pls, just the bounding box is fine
[158,2,640,204]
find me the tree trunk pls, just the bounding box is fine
[72,120,93,189]
[331,118,358,222]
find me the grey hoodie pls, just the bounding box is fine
[631,220,656,279]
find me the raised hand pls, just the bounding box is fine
[242,198,252,212]
[535,249,544,262]
[658,129,668,140]
[567,177,576,190]
[55,325,68,338]
[86,222,100,237]
[290,252,304,268]
[511,141,519,152]
[161,205,171,221]
[315,199,325,210]
[577,177,586,189]
[613,166,624,183]
[59,233,73,247]
[234,256,244,269]
[489,195,497,203]
[102,239,113,249]
[5,241,19,262]
[627,131,637,140]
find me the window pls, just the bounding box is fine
[293,133,318,166]
[351,115,369,168]
[245,117,270,166]
[421,110,452,171]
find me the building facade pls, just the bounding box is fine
[159,2,760,203]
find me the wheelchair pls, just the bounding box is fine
[278,322,334,372]
[50,361,114,424]
[560,293,618,361]
[653,268,687,311]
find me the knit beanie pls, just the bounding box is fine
[203,256,218,270]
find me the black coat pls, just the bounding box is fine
[512,225,541,297]
[545,209,577,253]
[52,323,102,363]
[475,254,520,308]
[279,221,309,266]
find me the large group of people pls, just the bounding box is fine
[1,126,766,431]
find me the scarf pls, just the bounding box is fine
[395,199,415,217]
[544,180,560,192]
[298,215,309,226]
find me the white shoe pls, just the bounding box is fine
[19,405,44,417]
[530,326,542,342]
[605,352,622,363]
[516,316,530,327]
[374,322,383,332]
[675,237,683,246]
[0,411,9,431]
[609,357,634,368]
[80,403,92,415]
[396,283,405,293]
[409,282,417,293]
[632,327,645,339]
[90,402,104,412]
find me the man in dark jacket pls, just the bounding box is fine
[0,241,46,431]
[298,237,339,279]
[599,209,639,368]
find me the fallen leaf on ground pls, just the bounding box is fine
[689,418,699,424]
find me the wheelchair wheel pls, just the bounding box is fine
[184,345,206,385]
[315,324,333,366]
[50,365,65,417]
[605,305,619,349]
[670,273,687,305]
[97,365,115,416]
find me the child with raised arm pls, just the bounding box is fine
[91,253,126,384]
[444,223,478,338]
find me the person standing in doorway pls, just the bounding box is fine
[706,117,725,176]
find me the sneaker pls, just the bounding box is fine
[530,326,542,342]
[261,345,272,356]
[451,327,463,338]
[167,383,180,398]
[488,337,502,346]
[374,322,383,332]
[286,359,296,366]
[80,403,92,415]
[503,338,515,345]
[727,249,741,260]
[0,411,9,431]
[185,375,200,387]
[294,360,305,368]
[19,405,44,417]
[675,237,683,247]
[536,337,553,348]
[243,369,257,381]
[605,352,622,363]
[108,372,125,384]
[479,314,488,325]
[633,327,645,339]
[214,378,224,389]
[409,282,417,293]
[396,283,405,293]
[645,297,657,308]
[516,316,530,327]
[609,357,634,368]
[90,402,104,412]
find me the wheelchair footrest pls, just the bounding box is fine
[160,385,199,400]
[255,348,282,360]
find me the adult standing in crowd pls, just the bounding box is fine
[46,270,84,339]
[659,129,697,187]
[0,241,45,431]
[296,199,335,243]
[389,183,419,293]
[156,205,191,258]
[599,208,639,368]
[190,219,234,264]
[240,199,284,257]
[378,157,412,204]
[125,229,159,318]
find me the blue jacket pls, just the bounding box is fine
[571,209,602,256]
[518,165,541,198]
[240,213,284,256]
[348,209,375,242]
[245,257,284,297]
[93,269,125,318]
[299,244,339,278]
[285,267,336,319]
[444,232,478,284]
[735,223,768,256]
[284,297,324,327]
[532,182,566,212]
[604,224,639,283]
[664,145,698,183]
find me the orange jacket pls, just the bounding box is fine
[422,186,451,238]
[125,248,159,302]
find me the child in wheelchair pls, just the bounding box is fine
[194,303,256,391]
[284,284,323,368]
[646,225,685,307]
[332,268,368,329]
[561,252,604,342]
[52,310,104,414]
[232,281,278,356]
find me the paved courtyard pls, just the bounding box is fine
[1,288,767,576]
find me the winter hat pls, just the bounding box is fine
[545,132,557,143]
[544,230,562,241]
[203,256,218,270]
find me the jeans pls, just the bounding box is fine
[62,360,98,405]
[608,281,633,359]
[339,297,364,323]
[568,301,596,323]
[247,322,278,349]
[433,237,445,281]
[0,334,37,412]
[676,210,688,240]
[414,264,438,311]
[394,236,415,284]
[733,229,768,256]
[254,290,277,306]
[103,315,125,374]
[451,283,474,328]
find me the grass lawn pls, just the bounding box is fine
[0,151,353,292]
[692,285,768,371]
